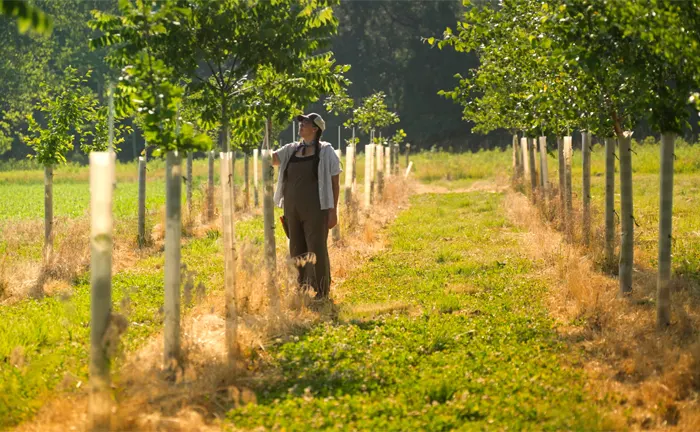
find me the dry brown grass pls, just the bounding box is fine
[505,189,700,431]
[15,175,412,432]
[0,185,224,305]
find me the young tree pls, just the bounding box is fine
[353,91,399,140]
[21,66,97,259]
[165,0,339,156]
[90,0,212,374]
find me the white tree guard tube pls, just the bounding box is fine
[618,133,634,295]
[220,152,239,364]
[89,152,114,431]
[138,156,147,246]
[364,144,374,209]
[657,132,675,327]
[253,148,260,208]
[164,151,182,372]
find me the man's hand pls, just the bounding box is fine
[328,208,338,230]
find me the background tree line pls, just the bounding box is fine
[0,0,697,164]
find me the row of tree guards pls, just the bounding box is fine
[512,132,674,329]
[87,125,414,429]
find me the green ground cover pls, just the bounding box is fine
[225,192,609,431]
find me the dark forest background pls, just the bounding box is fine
[0,0,697,163]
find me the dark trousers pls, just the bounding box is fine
[285,206,330,297]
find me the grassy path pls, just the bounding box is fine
[225,192,608,431]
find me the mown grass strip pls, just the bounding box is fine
[226,192,608,431]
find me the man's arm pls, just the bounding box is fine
[272,151,280,166]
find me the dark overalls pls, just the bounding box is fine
[283,152,331,298]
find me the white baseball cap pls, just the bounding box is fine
[296,113,326,132]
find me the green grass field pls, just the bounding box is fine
[1,142,699,430]
[225,193,607,430]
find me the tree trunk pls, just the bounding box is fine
[137,156,147,247]
[539,136,549,198]
[220,152,238,364]
[405,143,410,168]
[164,151,182,372]
[604,137,616,268]
[657,132,675,327]
[219,117,234,214]
[564,136,573,240]
[244,151,250,210]
[619,133,634,295]
[44,164,53,260]
[88,152,114,431]
[528,138,537,200]
[262,119,278,311]
[364,144,374,208]
[186,152,193,215]
[253,149,260,208]
[207,151,215,221]
[404,161,413,178]
[582,131,592,246]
